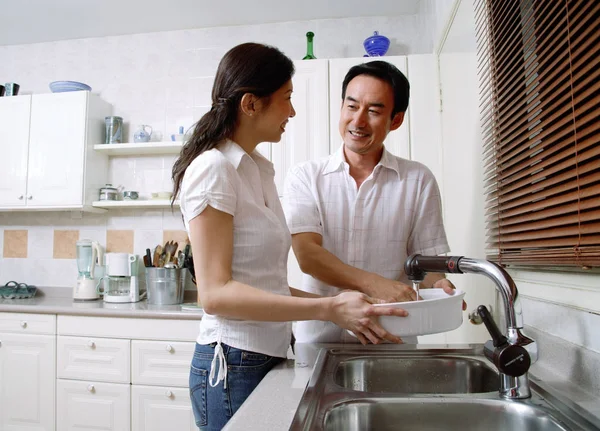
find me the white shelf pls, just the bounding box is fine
[93,141,183,156]
[92,200,180,209]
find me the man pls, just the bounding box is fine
[283,61,457,344]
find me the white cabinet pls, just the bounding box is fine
[57,315,198,431]
[0,95,31,206]
[0,92,111,211]
[0,313,56,431]
[271,59,330,196]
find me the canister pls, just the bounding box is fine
[105,116,123,144]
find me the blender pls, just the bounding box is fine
[74,240,102,301]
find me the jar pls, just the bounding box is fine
[99,184,119,201]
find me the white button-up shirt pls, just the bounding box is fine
[180,140,292,358]
[283,145,449,343]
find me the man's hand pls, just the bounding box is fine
[431,278,467,310]
[363,276,417,303]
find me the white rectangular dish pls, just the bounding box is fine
[375,288,466,337]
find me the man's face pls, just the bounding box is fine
[338,75,404,156]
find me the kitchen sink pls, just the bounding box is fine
[289,346,600,431]
[324,398,573,431]
[334,356,498,394]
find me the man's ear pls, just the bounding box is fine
[240,93,259,117]
[390,111,405,131]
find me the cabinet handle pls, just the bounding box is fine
[87,384,95,393]
[27,195,32,200]
[87,340,96,348]
[166,344,174,353]
[165,390,173,398]
[18,195,24,200]
[20,321,27,329]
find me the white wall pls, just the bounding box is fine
[0,15,431,289]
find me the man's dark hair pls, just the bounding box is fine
[341,61,410,117]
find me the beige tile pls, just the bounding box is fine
[162,230,189,252]
[106,230,134,253]
[53,230,79,259]
[3,230,28,258]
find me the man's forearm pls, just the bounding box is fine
[294,241,382,293]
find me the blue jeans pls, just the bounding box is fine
[189,342,285,430]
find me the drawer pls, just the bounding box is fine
[0,312,55,334]
[57,335,130,383]
[57,379,130,431]
[131,340,195,387]
[132,385,196,431]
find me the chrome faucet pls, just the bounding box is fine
[404,254,538,399]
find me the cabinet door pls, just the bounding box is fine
[328,56,410,159]
[0,96,31,207]
[271,59,330,196]
[132,386,195,431]
[269,59,330,289]
[27,92,88,206]
[57,380,130,431]
[0,333,55,431]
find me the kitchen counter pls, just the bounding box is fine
[0,287,203,320]
[225,342,600,431]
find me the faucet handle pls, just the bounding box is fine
[477,305,507,346]
[478,305,531,377]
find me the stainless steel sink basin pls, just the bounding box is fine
[324,398,573,431]
[289,346,600,431]
[334,356,498,394]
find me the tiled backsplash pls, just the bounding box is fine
[0,210,187,288]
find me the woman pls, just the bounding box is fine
[172,42,407,431]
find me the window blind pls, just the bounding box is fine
[475,0,600,268]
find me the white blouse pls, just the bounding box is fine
[180,140,292,385]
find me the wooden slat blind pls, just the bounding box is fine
[475,0,600,268]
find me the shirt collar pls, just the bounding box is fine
[219,139,275,175]
[323,144,401,176]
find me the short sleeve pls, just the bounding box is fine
[180,152,237,226]
[282,166,323,236]
[407,168,450,256]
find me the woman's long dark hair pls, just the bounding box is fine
[172,43,295,202]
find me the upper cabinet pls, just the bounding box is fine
[271,59,330,195]
[0,95,32,206]
[0,92,112,211]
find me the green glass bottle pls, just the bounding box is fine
[303,31,317,60]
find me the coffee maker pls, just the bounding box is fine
[101,253,142,303]
[74,240,102,301]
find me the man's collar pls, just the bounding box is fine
[323,144,400,176]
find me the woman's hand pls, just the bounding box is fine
[328,291,409,345]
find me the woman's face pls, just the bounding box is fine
[255,80,296,143]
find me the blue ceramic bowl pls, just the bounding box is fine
[363,31,390,57]
[49,81,92,93]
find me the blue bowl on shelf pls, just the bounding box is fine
[49,81,92,93]
[363,31,390,57]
